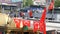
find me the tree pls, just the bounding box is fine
[55,0,60,7]
[23,0,33,7]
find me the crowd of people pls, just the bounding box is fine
[8,8,43,19]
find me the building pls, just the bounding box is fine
[32,0,46,5]
[0,0,11,3]
[0,0,23,17]
[0,3,17,14]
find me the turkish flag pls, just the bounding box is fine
[14,18,21,28]
[28,10,33,18]
[39,8,46,34]
[33,21,39,32]
[23,20,30,27]
[48,0,54,10]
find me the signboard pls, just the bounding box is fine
[33,0,46,5]
[0,0,11,3]
[13,18,39,30]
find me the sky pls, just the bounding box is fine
[12,0,22,2]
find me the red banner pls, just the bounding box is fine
[33,21,39,32]
[23,20,30,27]
[14,18,21,28]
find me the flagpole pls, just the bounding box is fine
[52,0,54,20]
[52,6,54,20]
[51,8,53,20]
[53,0,58,34]
[51,0,58,34]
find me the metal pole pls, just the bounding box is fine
[52,8,54,20]
[52,0,55,20]
[55,30,57,34]
[46,0,49,14]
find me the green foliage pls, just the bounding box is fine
[55,0,60,7]
[23,0,60,7]
[23,0,33,7]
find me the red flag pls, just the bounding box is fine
[48,0,54,10]
[33,21,39,32]
[20,12,24,17]
[28,10,33,18]
[23,20,30,27]
[48,2,54,10]
[52,0,54,3]
[39,8,46,34]
[14,18,21,28]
